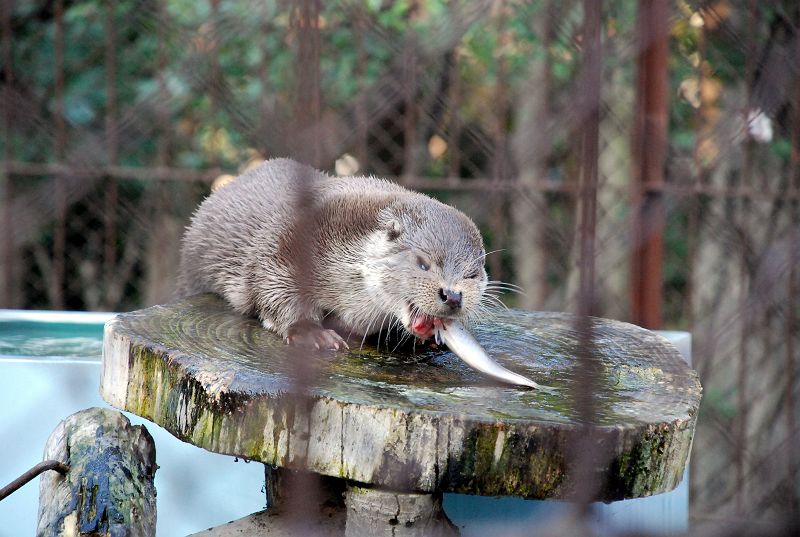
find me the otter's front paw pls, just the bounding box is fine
[285,321,349,351]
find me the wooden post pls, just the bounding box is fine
[37,407,157,537]
[345,486,457,537]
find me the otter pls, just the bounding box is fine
[177,158,488,350]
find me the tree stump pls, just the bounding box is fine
[37,407,157,537]
[345,486,457,537]
[101,294,701,535]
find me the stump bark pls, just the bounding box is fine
[36,407,157,537]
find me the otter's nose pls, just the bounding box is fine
[439,288,462,309]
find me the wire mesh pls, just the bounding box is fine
[0,0,798,532]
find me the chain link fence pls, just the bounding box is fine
[1,0,798,531]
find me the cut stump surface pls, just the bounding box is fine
[101,294,701,502]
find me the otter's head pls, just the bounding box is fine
[364,198,488,340]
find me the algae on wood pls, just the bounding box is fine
[37,407,156,537]
[101,294,701,501]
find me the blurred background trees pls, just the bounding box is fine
[1,0,798,528]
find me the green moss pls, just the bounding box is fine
[240,405,267,460]
[474,427,500,480]
[106,295,701,501]
[610,425,676,497]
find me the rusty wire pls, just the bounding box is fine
[0,460,69,502]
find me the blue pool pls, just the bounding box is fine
[0,309,691,536]
[0,310,265,536]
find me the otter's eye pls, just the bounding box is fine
[467,270,481,279]
[417,257,430,271]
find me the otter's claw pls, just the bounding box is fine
[285,322,349,351]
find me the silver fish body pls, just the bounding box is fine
[436,319,552,391]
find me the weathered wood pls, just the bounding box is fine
[265,465,345,511]
[188,508,345,537]
[193,471,456,537]
[345,486,457,537]
[101,294,701,501]
[37,407,157,537]
[190,467,346,536]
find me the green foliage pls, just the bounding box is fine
[7,0,588,173]
[7,0,793,323]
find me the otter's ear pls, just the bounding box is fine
[379,206,403,241]
[385,218,402,241]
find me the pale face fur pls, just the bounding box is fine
[359,199,488,339]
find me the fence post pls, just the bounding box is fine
[630,0,669,329]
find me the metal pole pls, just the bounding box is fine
[0,0,14,307]
[401,1,418,179]
[52,0,66,310]
[577,0,600,322]
[292,0,322,167]
[787,4,800,517]
[447,45,461,178]
[571,0,602,516]
[104,0,119,310]
[489,0,509,284]
[630,0,669,329]
[686,7,707,345]
[208,0,222,171]
[355,5,368,170]
[735,0,759,514]
[690,6,721,404]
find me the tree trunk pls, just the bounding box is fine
[345,486,458,537]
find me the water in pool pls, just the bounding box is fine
[0,311,265,536]
[0,322,103,359]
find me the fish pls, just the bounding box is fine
[435,319,556,392]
